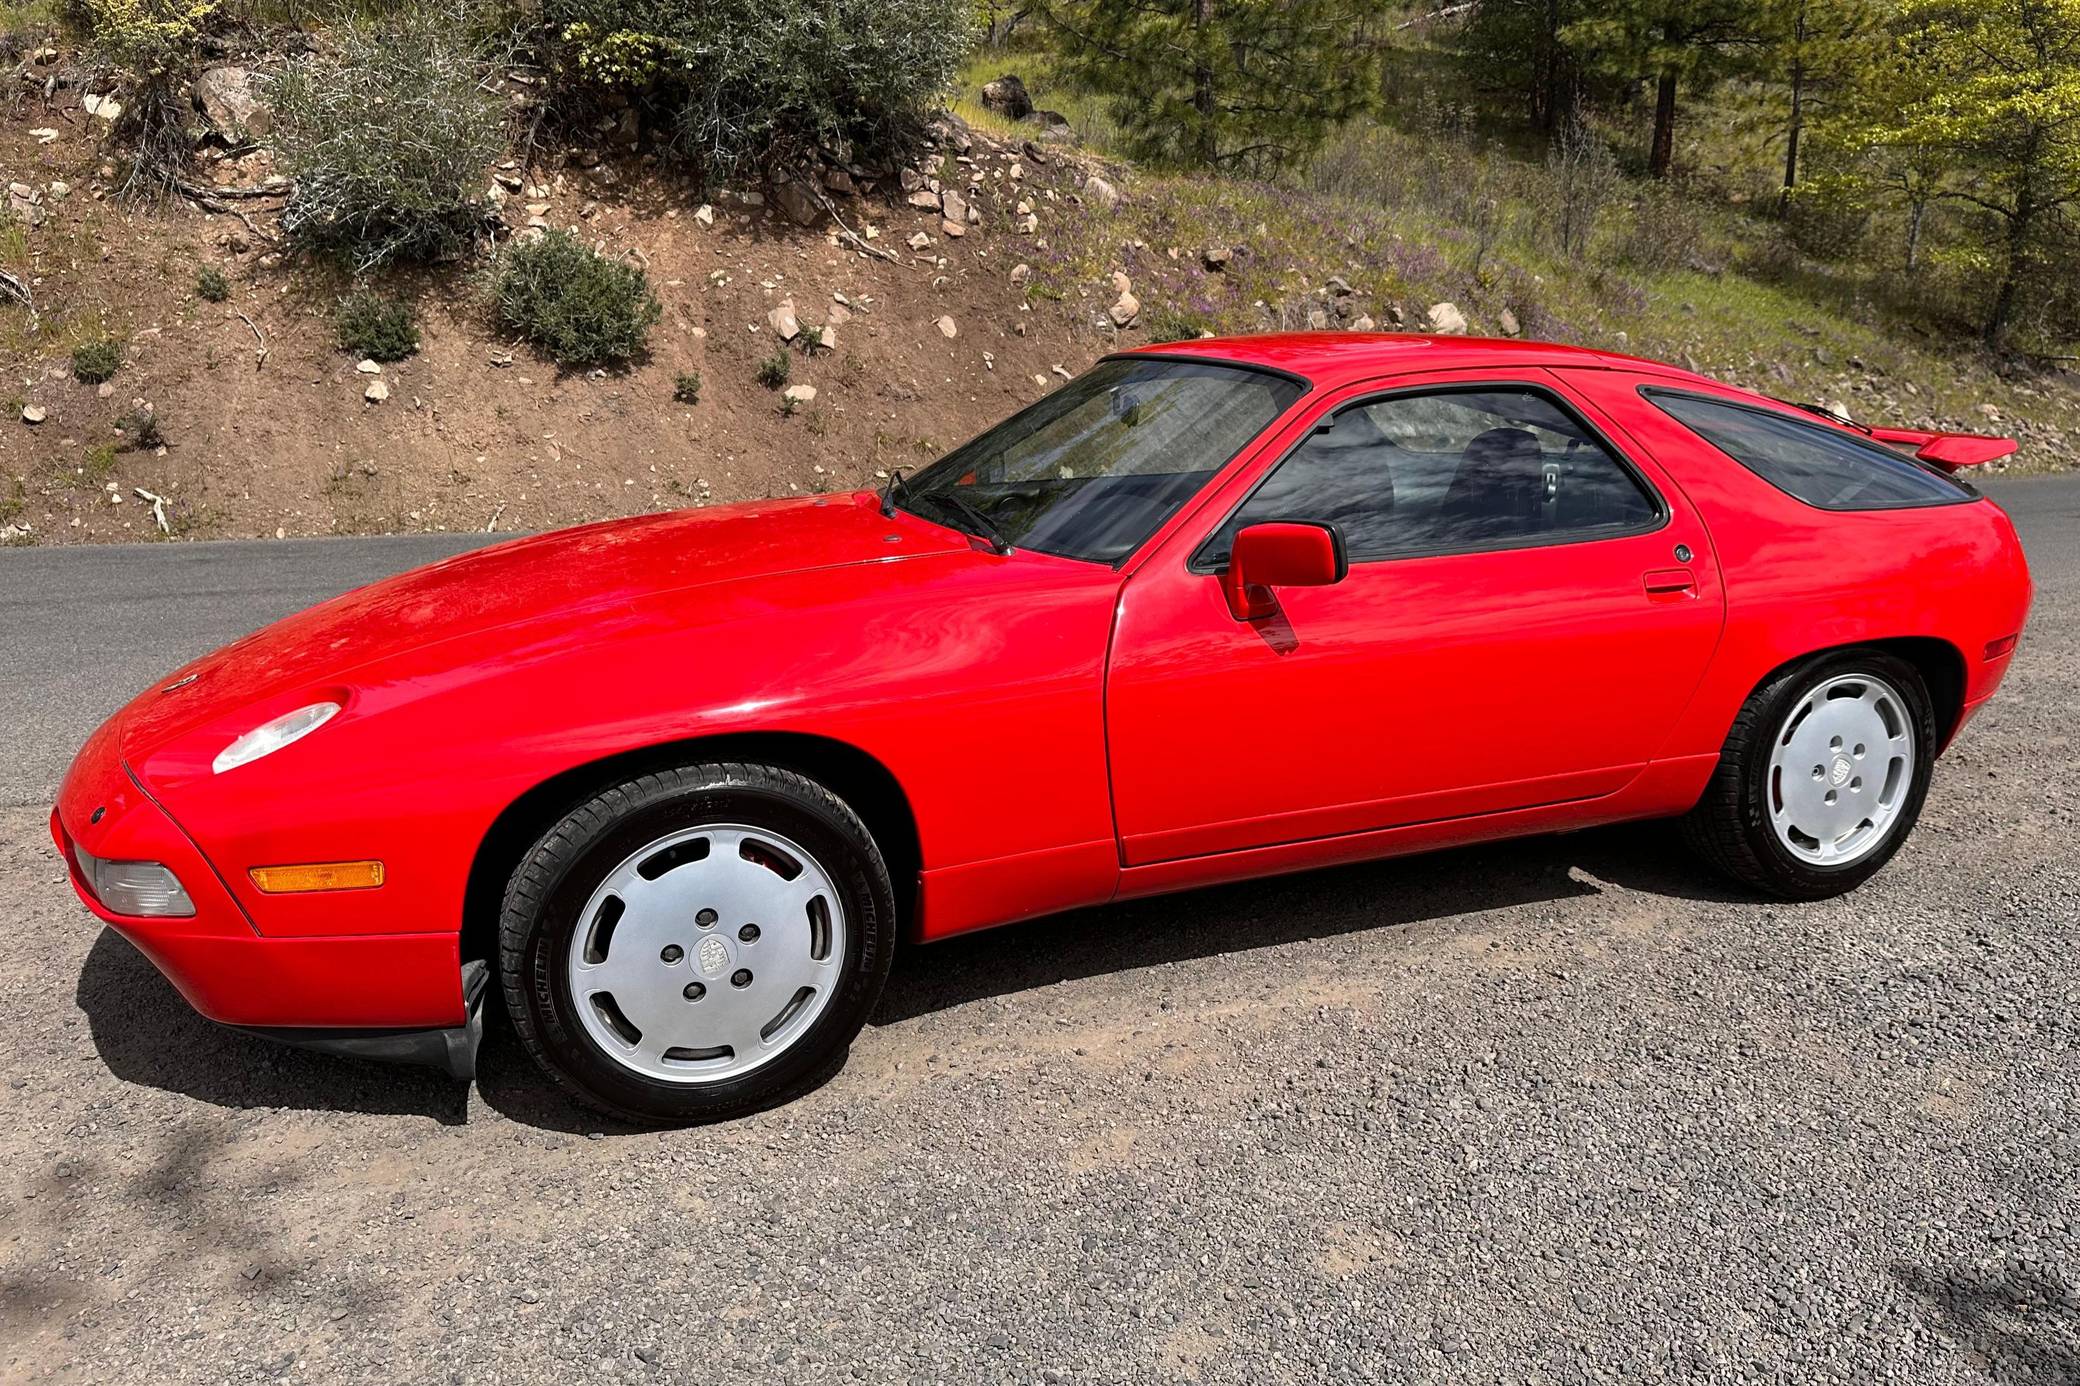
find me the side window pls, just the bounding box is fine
[1202,387,1660,565]
[1646,390,1971,510]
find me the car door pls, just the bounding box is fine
[1104,369,1726,866]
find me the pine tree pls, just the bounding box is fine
[1763,0,1883,209]
[1562,0,1764,178]
[1042,0,1377,171]
[1463,0,1592,134]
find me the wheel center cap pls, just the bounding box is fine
[1829,756,1853,787]
[695,934,733,978]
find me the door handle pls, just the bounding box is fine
[1642,567,1696,596]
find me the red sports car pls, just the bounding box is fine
[54,335,2032,1123]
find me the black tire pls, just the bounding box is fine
[498,761,896,1124]
[1680,648,1937,900]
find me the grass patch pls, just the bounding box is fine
[195,266,230,302]
[754,350,790,389]
[672,371,700,404]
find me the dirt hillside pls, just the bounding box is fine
[1,86,1124,546]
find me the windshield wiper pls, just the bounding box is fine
[878,466,907,517]
[913,489,1012,554]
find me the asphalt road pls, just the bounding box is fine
[1,479,2076,1384]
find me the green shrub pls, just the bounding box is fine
[489,230,661,366]
[672,371,701,403]
[195,265,229,302]
[754,350,790,389]
[335,287,420,361]
[547,0,970,187]
[114,403,161,449]
[72,337,122,383]
[268,4,507,268]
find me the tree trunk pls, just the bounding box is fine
[1535,0,1563,132]
[1905,198,1925,272]
[1779,55,1804,214]
[1650,67,1678,178]
[1984,204,2032,351]
[1192,0,1217,167]
[1779,6,1807,213]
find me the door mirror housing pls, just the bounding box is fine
[1223,521,1348,620]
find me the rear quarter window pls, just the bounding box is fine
[1644,389,1972,511]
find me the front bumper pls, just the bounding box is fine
[53,714,474,1066]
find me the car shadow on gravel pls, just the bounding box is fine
[873,822,1743,1025]
[75,929,471,1125]
[72,824,1739,1133]
[1896,1263,2080,1381]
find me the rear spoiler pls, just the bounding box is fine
[1862,427,2017,472]
[1785,401,2017,473]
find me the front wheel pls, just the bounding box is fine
[499,762,897,1124]
[1682,649,1936,900]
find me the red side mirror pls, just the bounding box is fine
[1224,522,1348,620]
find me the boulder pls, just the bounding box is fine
[980,75,1033,121]
[1497,307,1521,338]
[1109,292,1140,328]
[782,384,817,405]
[771,179,821,227]
[1424,301,1468,335]
[1083,175,1120,210]
[193,66,271,141]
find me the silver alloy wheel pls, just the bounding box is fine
[566,823,847,1084]
[1766,672,1916,867]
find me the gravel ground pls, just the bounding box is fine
[2,481,2076,1385]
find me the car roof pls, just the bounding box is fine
[1124,331,1710,393]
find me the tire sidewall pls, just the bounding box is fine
[1737,651,1937,892]
[513,770,893,1122]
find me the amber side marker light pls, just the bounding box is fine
[249,861,385,893]
[1986,635,2020,660]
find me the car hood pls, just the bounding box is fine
[117,492,971,761]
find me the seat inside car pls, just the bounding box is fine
[1443,427,1545,539]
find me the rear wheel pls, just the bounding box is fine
[1682,649,1936,900]
[499,762,896,1124]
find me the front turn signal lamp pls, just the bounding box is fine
[249,861,385,894]
[212,701,342,775]
[71,842,196,918]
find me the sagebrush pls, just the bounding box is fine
[547,0,969,187]
[267,4,507,268]
[490,230,660,365]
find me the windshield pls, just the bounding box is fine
[897,357,1305,564]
